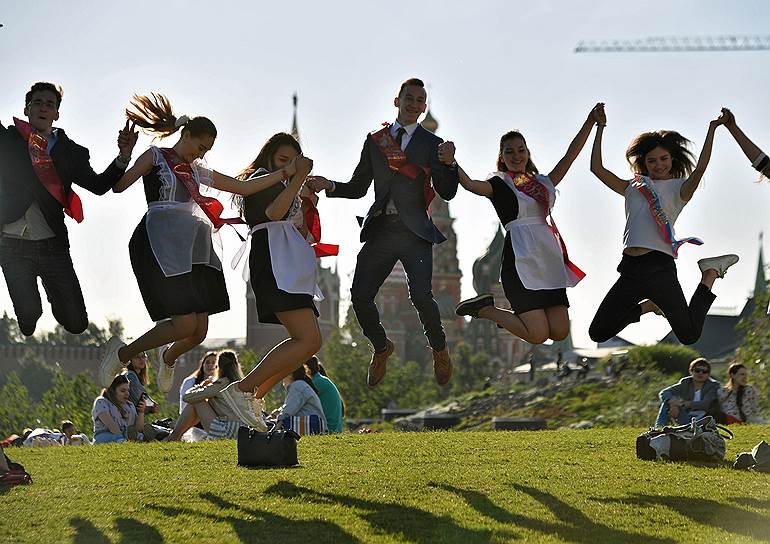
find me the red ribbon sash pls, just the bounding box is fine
[371,124,435,209]
[507,171,586,283]
[14,117,83,223]
[158,148,245,231]
[301,193,339,258]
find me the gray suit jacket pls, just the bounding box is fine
[659,376,721,411]
[327,124,459,244]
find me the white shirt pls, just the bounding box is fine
[623,177,688,257]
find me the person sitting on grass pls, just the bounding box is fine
[60,420,90,445]
[92,373,145,444]
[718,362,766,424]
[125,351,160,415]
[304,356,344,433]
[270,365,327,435]
[655,358,721,427]
[165,350,250,441]
[179,351,218,414]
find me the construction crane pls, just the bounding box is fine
[575,35,770,53]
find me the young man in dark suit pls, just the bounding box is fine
[308,78,459,387]
[0,82,138,336]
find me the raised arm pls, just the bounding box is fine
[113,148,153,193]
[265,156,313,221]
[548,103,603,186]
[721,107,768,174]
[680,113,725,202]
[590,105,628,196]
[458,167,493,197]
[431,140,459,200]
[212,159,296,196]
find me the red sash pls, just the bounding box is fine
[507,171,586,282]
[158,148,245,231]
[301,193,339,258]
[371,124,435,209]
[14,117,83,223]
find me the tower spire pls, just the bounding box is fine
[755,231,766,296]
[291,93,300,143]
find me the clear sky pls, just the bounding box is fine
[1,1,769,349]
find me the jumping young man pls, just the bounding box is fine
[308,78,459,387]
[0,82,137,336]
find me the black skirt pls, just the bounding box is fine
[129,217,230,321]
[249,230,318,325]
[500,232,569,314]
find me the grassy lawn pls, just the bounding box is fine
[2,426,769,543]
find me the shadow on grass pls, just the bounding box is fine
[264,481,502,543]
[147,492,359,543]
[70,516,165,544]
[431,483,677,544]
[600,494,770,542]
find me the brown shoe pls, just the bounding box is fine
[432,347,452,386]
[367,339,394,388]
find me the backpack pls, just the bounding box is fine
[0,453,33,487]
[636,416,733,462]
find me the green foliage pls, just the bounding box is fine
[0,372,34,437]
[0,313,123,346]
[0,311,23,343]
[3,427,770,543]
[734,288,770,411]
[600,344,701,375]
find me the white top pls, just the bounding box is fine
[179,375,198,414]
[390,120,418,150]
[623,177,687,257]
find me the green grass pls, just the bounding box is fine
[3,427,770,543]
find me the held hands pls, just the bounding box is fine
[305,175,333,193]
[438,141,456,165]
[293,155,313,178]
[591,103,606,126]
[709,110,728,130]
[117,120,138,162]
[719,107,736,130]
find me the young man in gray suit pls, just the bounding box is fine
[308,78,459,388]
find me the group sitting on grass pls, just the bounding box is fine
[655,358,766,427]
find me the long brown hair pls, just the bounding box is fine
[188,351,218,385]
[497,131,538,174]
[289,365,319,395]
[216,350,244,383]
[725,362,747,391]
[126,92,217,140]
[232,132,302,213]
[626,130,695,179]
[101,374,130,418]
[126,355,149,386]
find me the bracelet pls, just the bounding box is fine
[752,152,768,172]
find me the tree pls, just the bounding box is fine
[0,311,23,344]
[0,372,34,438]
[734,289,770,407]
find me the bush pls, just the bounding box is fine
[600,344,701,376]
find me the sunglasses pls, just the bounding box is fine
[692,368,710,374]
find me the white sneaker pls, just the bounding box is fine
[698,254,739,279]
[156,345,176,394]
[98,336,126,387]
[220,382,268,432]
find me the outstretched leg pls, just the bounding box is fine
[117,312,201,363]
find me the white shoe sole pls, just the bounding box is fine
[698,254,739,278]
[98,337,125,388]
[156,345,175,394]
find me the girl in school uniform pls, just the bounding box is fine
[588,104,738,345]
[219,133,326,428]
[98,94,292,428]
[454,104,602,344]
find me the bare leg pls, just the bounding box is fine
[164,313,209,364]
[195,402,217,432]
[544,306,570,341]
[477,306,551,344]
[700,269,718,291]
[166,403,202,441]
[236,308,321,393]
[117,313,199,363]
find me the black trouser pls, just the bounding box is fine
[350,215,446,352]
[589,251,715,345]
[0,236,88,336]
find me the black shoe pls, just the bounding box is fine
[455,294,494,318]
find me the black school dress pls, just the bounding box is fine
[128,147,229,321]
[487,175,569,314]
[243,169,318,324]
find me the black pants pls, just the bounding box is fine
[350,215,446,352]
[0,236,88,336]
[589,251,715,345]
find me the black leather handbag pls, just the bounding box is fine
[237,426,300,467]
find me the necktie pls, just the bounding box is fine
[395,127,406,149]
